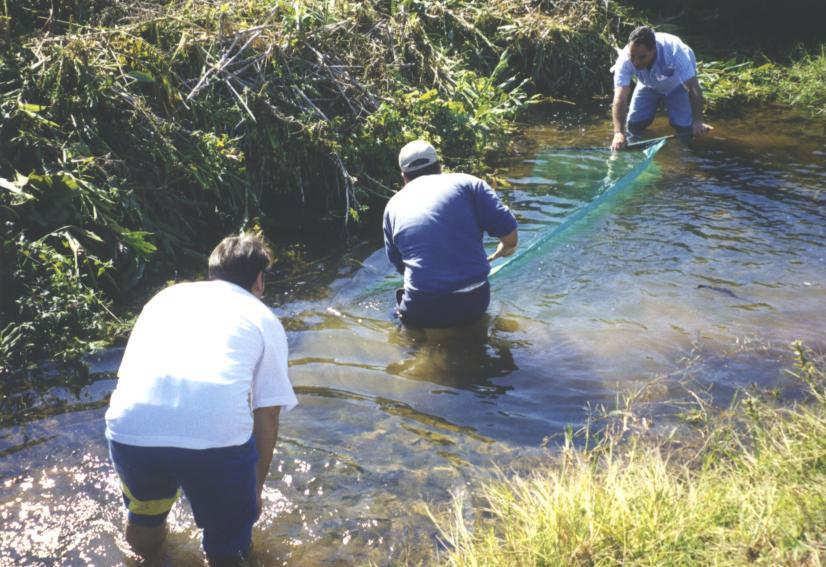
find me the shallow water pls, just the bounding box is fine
[1,110,824,565]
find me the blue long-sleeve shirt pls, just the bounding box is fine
[382,172,517,294]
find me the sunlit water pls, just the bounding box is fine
[2,111,824,565]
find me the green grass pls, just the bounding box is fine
[701,46,826,116]
[782,48,826,115]
[436,342,826,566]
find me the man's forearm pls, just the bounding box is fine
[685,78,704,123]
[255,432,277,493]
[487,229,518,262]
[689,89,703,124]
[253,406,280,495]
[612,99,628,133]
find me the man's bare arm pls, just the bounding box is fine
[253,405,280,514]
[487,229,518,262]
[611,86,632,150]
[684,77,713,136]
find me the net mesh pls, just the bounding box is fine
[335,139,667,308]
[490,139,666,278]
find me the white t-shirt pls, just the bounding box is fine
[105,280,298,449]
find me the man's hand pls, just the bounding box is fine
[611,132,627,151]
[692,122,714,137]
[487,229,518,262]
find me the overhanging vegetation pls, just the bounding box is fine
[0,0,630,369]
[1,0,823,370]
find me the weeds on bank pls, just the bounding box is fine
[436,341,826,566]
[782,48,826,115]
[2,0,633,369]
[700,46,826,116]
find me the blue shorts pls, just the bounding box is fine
[396,281,490,328]
[627,85,693,135]
[108,436,258,561]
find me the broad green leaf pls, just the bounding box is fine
[128,71,156,83]
[18,101,47,113]
[0,175,35,201]
[61,173,81,190]
[27,173,54,187]
[111,223,157,256]
[18,99,59,128]
[83,230,105,243]
[60,231,82,255]
[418,89,438,102]
[490,48,510,81]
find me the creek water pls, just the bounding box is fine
[1,110,824,565]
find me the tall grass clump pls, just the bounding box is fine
[437,342,826,566]
[699,47,826,116]
[782,48,826,115]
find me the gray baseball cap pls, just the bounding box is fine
[398,140,439,174]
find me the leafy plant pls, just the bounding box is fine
[698,48,826,116]
[0,0,629,368]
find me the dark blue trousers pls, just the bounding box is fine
[396,281,490,328]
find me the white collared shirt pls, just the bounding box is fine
[105,280,297,449]
[612,32,697,95]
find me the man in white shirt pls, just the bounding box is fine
[611,26,713,150]
[105,233,297,566]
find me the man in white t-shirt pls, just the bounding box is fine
[105,233,297,566]
[611,26,713,150]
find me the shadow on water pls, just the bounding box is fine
[384,316,518,396]
[1,109,825,565]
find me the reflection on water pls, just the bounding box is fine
[2,110,825,564]
[385,317,518,396]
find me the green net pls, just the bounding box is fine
[490,138,666,278]
[345,139,666,305]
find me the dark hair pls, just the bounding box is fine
[404,161,442,181]
[628,26,656,51]
[208,233,273,290]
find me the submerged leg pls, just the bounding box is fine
[181,439,258,566]
[108,440,179,565]
[125,521,167,565]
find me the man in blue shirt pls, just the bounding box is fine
[611,26,713,150]
[383,140,518,327]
